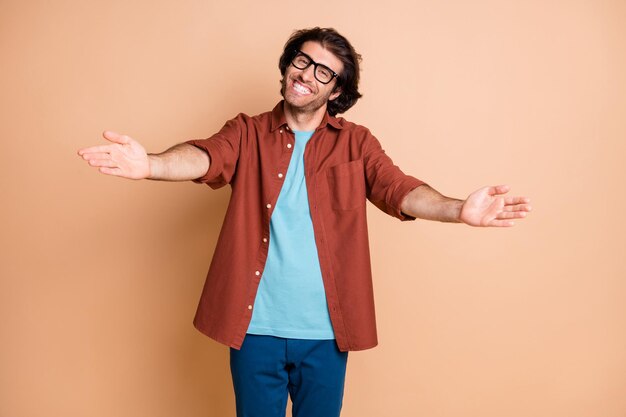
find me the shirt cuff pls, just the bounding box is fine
[185,139,221,188]
[391,178,427,221]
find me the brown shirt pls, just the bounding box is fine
[187,101,425,352]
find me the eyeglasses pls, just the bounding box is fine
[290,50,339,85]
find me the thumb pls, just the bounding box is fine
[102,130,131,145]
[490,184,510,196]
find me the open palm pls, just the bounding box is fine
[460,185,531,227]
[78,131,150,179]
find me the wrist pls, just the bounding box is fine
[456,200,466,224]
[146,154,158,179]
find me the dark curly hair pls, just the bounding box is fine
[278,27,363,116]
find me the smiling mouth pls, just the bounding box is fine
[292,80,313,95]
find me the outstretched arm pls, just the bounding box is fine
[400,184,531,227]
[77,131,209,181]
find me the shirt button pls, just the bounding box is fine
[262,238,268,243]
[278,173,284,178]
[286,126,290,131]
[266,203,272,209]
[248,305,253,310]
[279,129,283,134]
[287,143,292,149]
[255,271,260,276]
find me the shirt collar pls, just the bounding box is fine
[270,100,343,132]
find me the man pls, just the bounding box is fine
[78,27,531,417]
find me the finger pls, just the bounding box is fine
[103,130,131,145]
[502,203,533,212]
[98,167,123,176]
[78,145,116,156]
[81,152,110,161]
[488,219,515,227]
[88,158,118,168]
[504,196,531,205]
[497,211,527,219]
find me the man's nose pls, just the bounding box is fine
[299,64,316,82]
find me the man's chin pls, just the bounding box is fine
[285,96,327,113]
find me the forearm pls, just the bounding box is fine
[148,143,210,181]
[400,184,464,223]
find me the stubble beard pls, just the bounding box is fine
[281,76,334,116]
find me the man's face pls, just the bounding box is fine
[281,41,343,114]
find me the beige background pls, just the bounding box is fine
[1,0,625,416]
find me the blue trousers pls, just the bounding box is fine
[230,334,349,417]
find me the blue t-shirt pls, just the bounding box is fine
[246,130,335,339]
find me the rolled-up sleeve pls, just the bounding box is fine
[186,115,243,189]
[363,133,426,221]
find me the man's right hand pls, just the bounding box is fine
[78,131,151,180]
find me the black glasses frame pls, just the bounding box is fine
[290,50,339,85]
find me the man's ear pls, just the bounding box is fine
[329,87,342,101]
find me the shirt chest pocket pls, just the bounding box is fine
[326,159,366,210]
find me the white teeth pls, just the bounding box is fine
[293,81,311,94]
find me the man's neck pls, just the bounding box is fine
[283,101,328,131]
